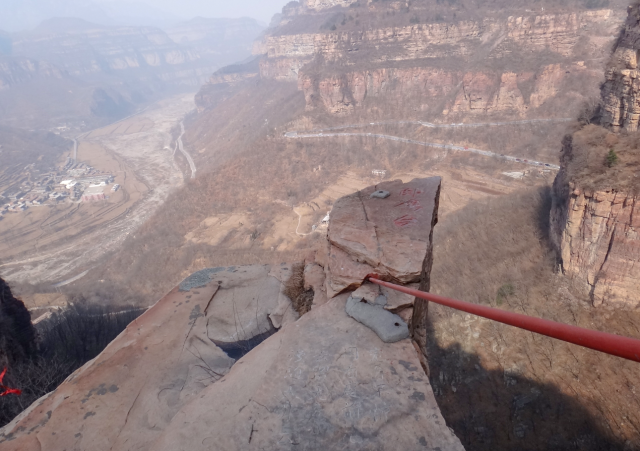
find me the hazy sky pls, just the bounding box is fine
[99,0,291,24]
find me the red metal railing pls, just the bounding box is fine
[368,276,640,363]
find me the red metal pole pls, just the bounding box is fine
[368,276,640,363]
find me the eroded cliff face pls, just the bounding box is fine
[245,4,619,117]
[600,4,640,131]
[298,62,586,115]
[0,56,65,90]
[11,24,203,83]
[553,185,640,307]
[550,4,640,309]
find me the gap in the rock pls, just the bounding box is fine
[211,327,277,360]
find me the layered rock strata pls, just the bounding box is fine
[326,177,440,296]
[551,4,640,309]
[551,185,640,307]
[298,62,584,115]
[324,177,440,356]
[600,4,640,132]
[255,12,610,61]
[240,3,619,117]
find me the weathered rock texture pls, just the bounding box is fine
[600,4,640,131]
[325,177,440,360]
[551,4,640,309]
[242,6,619,117]
[151,293,462,451]
[302,0,358,11]
[326,177,440,296]
[0,265,290,450]
[551,184,640,307]
[0,267,462,450]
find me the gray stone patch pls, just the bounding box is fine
[179,267,226,291]
[399,360,418,372]
[188,305,204,324]
[410,391,426,401]
[373,295,387,306]
[369,190,390,199]
[345,295,409,343]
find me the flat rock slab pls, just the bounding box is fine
[150,294,464,451]
[327,177,441,296]
[0,265,293,451]
[346,294,409,343]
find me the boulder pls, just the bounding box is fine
[150,293,464,451]
[326,177,441,296]
[0,265,293,450]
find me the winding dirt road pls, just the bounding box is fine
[285,118,566,170]
[177,121,196,179]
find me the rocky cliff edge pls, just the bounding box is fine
[0,177,461,451]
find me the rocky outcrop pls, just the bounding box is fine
[551,183,640,308]
[550,4,640,309]
[326,177,440,296]
[8,17,263,89]
[255,11,610,61]
[0,265,292,449]
[11,21,200,80]
[600,4,640,131]
[260,57,307,81]
[298,62,584,115]
[324,177,440,357]
[0,277,36,365]
[250,6,616,116]
[1,264,461,449]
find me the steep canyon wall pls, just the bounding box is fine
[229,6,620,118]
[551,4,640,308]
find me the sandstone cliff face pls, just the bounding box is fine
[0,56,65,90]
[550,4,640,309]
[256,11,609,61]
[600,4,640,131]
[298,62,586,115]
[248,7,617,116]
[12,25,200,78]
[8,18,263,89]
[551,183,640,308]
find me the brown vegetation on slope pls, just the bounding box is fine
[559,124,640,194]
[428,188,640,450]
[275,0,619,36]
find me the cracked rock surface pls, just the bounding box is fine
[326,177,441,297]
[150,293,463,451]
[0,265,294,451]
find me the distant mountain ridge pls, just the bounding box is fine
[0,16,265,128]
